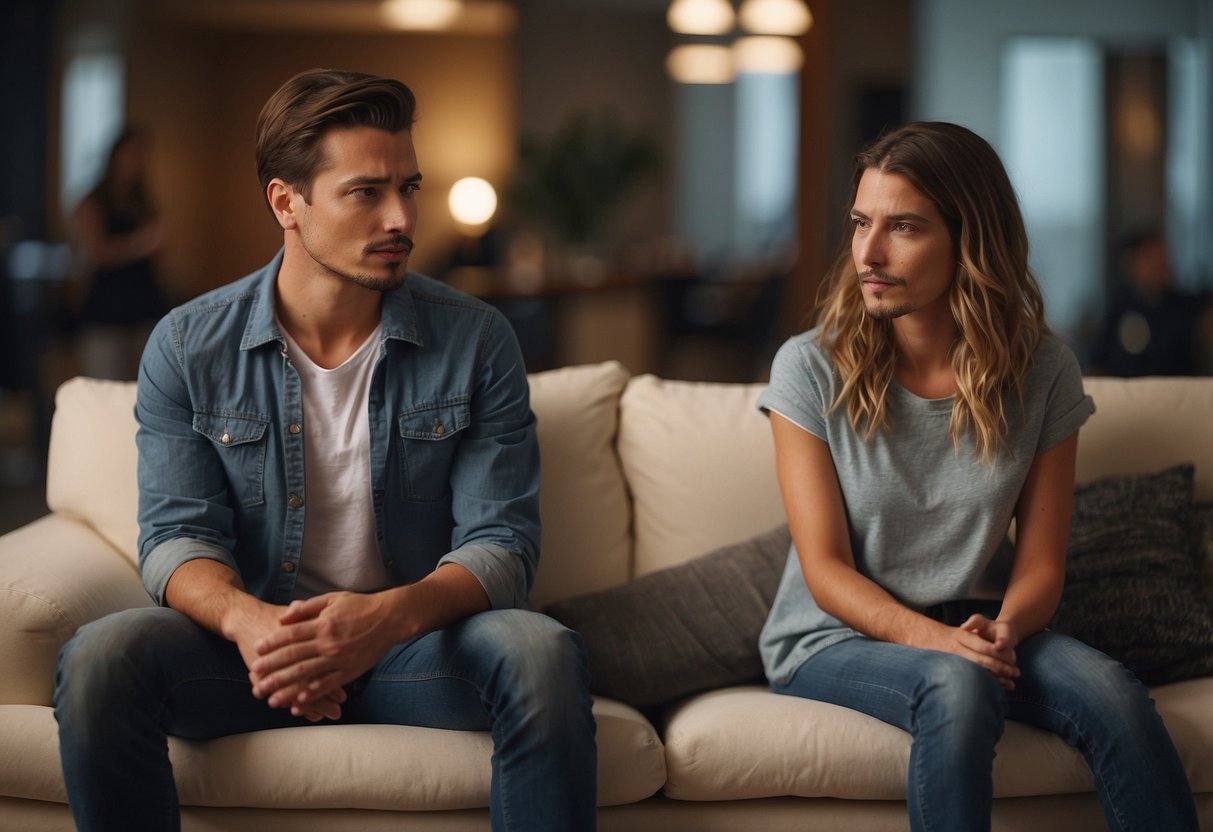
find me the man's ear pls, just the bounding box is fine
[267,178,298,230]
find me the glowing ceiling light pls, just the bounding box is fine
[448,177,498,228]
[666,44,737,84]
[666,0,736,36]
[737,0,812,36]
[381,0,463,31]
[733,35,804,74]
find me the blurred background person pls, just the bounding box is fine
[1088,228,1207,377]
[68,125,166,380]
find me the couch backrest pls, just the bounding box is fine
[526,362,632,607]
[616,375,786,577]
[1080,377,1213,501]
[613,373,1213,577]
[47,377,141,567]
[41,372,1213,602]
[44,365,635,608]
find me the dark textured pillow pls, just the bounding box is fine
[545,524,790,708]
[1050,464,1213,685]
[1195,502,1213,607]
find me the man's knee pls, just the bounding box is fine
[471,610,590,706]
[56,607,189,709]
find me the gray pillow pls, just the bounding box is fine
[545,525,790,708]
[1050,464,1213,685]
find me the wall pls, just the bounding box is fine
[914,0,1212,343]
[119,3,517,298]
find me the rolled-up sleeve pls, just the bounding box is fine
[135,315,240,605]
[439,310,540,610]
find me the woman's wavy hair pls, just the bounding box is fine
[255,68,417,209]
[815,121,1047,463]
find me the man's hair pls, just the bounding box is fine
[255,68,417,203]
[815,121,1048,463]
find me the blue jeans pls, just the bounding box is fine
[774,627,1198,832]
[55,606,597,832]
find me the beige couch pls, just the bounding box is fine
[1,363,1211,831]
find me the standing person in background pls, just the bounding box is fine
[69,125,166,380]
[757,122,1198,832]
[1088,228,1205,376]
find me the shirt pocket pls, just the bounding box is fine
[192,411,270,508]
[396,397,470,502]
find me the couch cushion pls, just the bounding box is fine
[0,515,150,706]
[46,377,140,566]
[0,697,664,809]
[617,375,785,576]
[1080,377,1213,500]
[1050,464,1213,685]
[660,680,1213,801]
[546,525,789,707]
[527,361,632,607]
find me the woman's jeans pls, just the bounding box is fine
[55,606,597,832]
[774,623,1198,832]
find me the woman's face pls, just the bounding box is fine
[850,168,956,325]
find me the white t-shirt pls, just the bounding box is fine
[280,323,392,598]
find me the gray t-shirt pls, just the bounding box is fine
[756,328,1095,685]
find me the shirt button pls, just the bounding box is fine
[220,432,231,445]
[282,561,296,573]
[288,495,304,508]
[433,420,446,436]
[288,423,301,434]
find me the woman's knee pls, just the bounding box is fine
[914,652,1006,735]
[1016,632,1159,732]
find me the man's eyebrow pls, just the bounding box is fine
[850,208,932,224]
[338,172,424,186]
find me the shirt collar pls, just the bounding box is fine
[240,249,424,351]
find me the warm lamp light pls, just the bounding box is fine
[380,0,462,31]
[448,177,498,228]
[666,44,737,84]
[666,0,735,35]
[737,0,812,36]
[733,35,804,74]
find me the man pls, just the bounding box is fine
[1089,227,1206,376]
[54,68,597,832]
[756,122,1197,831]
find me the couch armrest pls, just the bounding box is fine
[0,514,151,706]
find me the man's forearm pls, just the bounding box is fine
[379,562,491,643]
[163,558,264,641]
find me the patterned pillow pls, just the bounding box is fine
[1195,502,1213,606]
[545,525,790,708]
[1051,464,1213,685]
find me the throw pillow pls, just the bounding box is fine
[545,524,791,708]
[1195,502,1213,607]
[1050,463,1213,685]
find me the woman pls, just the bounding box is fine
[70,126,166,380]
[757,121,1197,831]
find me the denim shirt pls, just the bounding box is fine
[135,250,540,610]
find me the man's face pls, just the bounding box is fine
[850,168,956,323]
[288,125,421,292]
